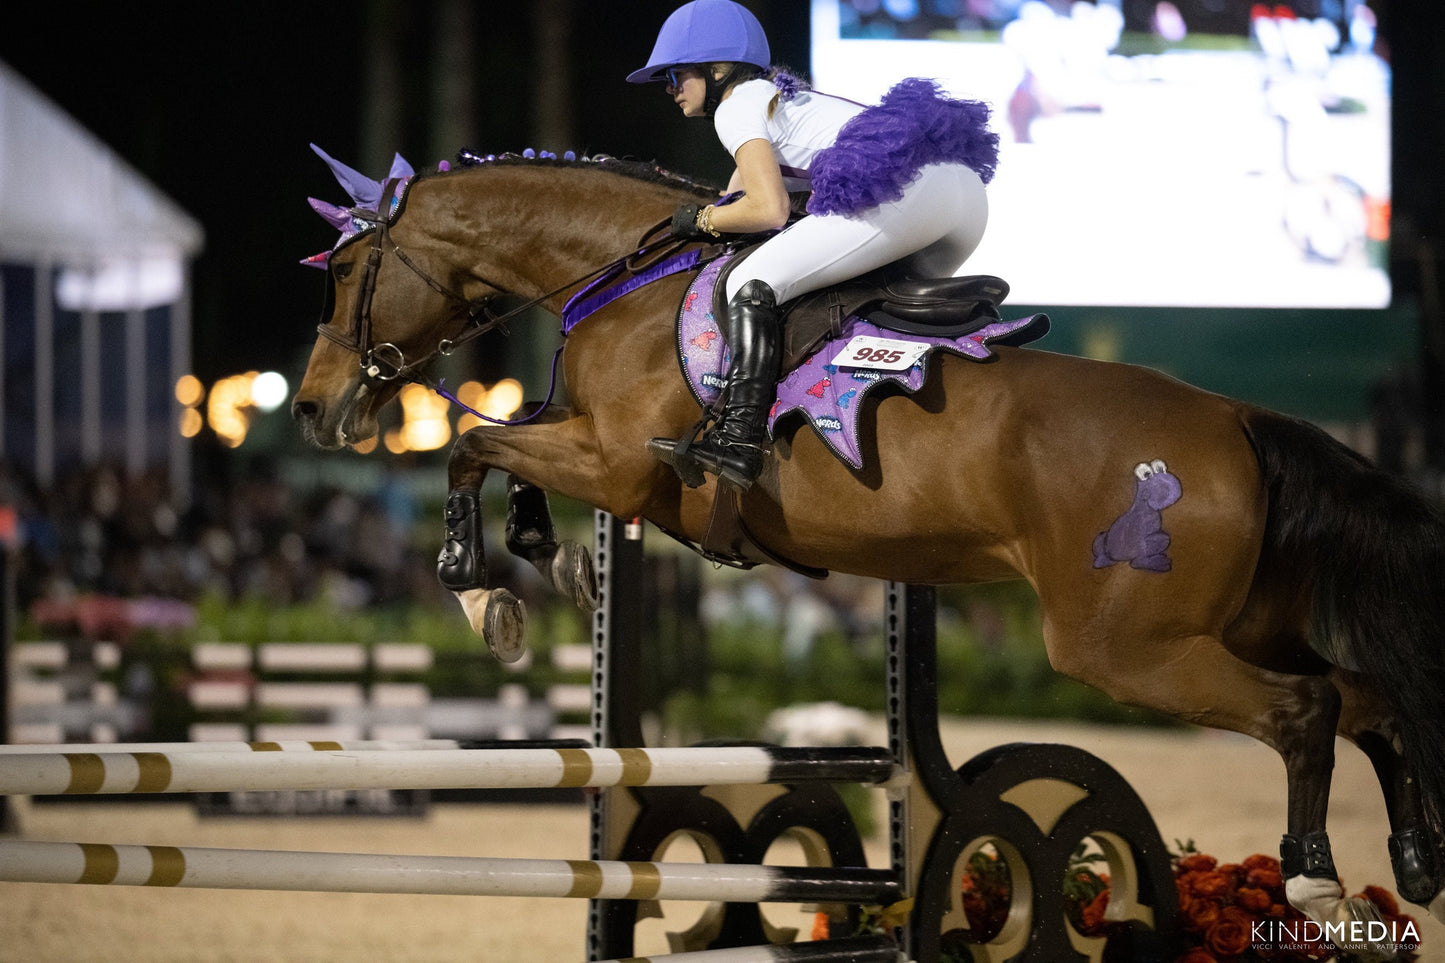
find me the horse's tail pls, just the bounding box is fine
[1244,406,1445,833]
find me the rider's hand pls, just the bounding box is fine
[670,202,720,241]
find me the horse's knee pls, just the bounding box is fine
[446,427,493,485]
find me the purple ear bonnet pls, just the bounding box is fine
[626,0,770,83]
[301,144,415,268]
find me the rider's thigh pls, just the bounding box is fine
[726,162,988,303]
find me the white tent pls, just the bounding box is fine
[0,59,204,490]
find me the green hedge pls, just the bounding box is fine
[659,580,1170,744]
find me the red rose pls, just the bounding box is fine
[810,911,831,941]
[1079,890,1111,934]
[1219,906,1254,926]
[1183,897,1223,933]
[1189,871,1233,899]
[1246,866,1284,892]
[1241,854,1279,872]
[1179,854,1219,873]
[1235,886,1272,912]
[1359,884,1399,916]
[1204,914,1251,957]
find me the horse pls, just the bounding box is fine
[291,150,1445,947]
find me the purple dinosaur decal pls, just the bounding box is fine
[1092,459,1183,572]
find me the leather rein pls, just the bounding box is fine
[315,177,689,407]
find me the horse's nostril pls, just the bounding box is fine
[291,398,319,422]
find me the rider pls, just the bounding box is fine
[629,0,999,490]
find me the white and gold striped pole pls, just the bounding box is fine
[0,745,897,796]
[0,739,459,755]
[0,841,901,905]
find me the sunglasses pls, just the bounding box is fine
[664,65,703,88]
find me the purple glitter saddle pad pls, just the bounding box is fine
[677,252,1051,469]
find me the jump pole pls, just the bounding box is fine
[0,840,901,905]
[0,739,460,755]
[0,745,898,796]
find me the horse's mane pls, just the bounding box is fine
[418,150,720,200]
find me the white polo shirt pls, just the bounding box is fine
[713,79,864,191]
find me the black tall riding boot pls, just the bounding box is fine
[650,279,782,490]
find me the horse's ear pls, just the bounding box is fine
[311,143,382,209]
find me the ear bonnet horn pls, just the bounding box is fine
[301,144,415,268]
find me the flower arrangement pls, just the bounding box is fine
[831,840,1422,962]
[1169,841,1420,963]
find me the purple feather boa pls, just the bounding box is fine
[807,78,999,217]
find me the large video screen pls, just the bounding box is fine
[810,0,1391,309]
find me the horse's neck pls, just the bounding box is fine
[441,166,693,305]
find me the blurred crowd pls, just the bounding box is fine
[0,459,445,620]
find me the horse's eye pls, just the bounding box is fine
[333,262,354,281]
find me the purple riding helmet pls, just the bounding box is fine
[627,0,771,116]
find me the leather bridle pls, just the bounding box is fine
[315,178,504,387]
[315,177,688,396]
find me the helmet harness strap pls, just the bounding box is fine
[703,62,761,116]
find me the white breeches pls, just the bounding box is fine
[725,162,989,304]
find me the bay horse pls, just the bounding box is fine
[291,151,1445,944]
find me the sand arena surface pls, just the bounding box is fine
[3,717,1441,962]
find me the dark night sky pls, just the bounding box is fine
[0,2,809,384]
[2,2,1439,388]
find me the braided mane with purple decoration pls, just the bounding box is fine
[303,144,719,268]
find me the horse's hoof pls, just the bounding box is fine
[551,540,598,612]
[455,587,528,664]
[483,588,528,664]
[1287,877,1392,960]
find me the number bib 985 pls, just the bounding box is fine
[833,335,929,372]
